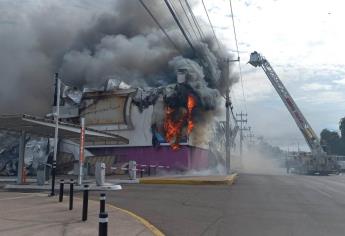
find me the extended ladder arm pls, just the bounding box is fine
[248,51,324,156]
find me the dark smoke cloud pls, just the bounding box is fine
[0,0,237,115]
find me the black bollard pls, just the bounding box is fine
[50,160,56,196]
[153,165,157,176]
[100,193,106,213]
[99,212,108,236]
[59,179,64,202]
[148,166,151,176]
[82,184,89,221]
[140,169,143,178]
[69,179,74,210]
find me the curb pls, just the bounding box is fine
[107,204,165,236]
[84,197,165,236]
[139,173,238,185]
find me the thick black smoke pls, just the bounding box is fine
[0,0,237,115]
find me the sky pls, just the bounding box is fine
[1,0,344,151]
[193,0,345,150]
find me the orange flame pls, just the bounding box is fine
[187,95,196,134]
[164,94,196,150]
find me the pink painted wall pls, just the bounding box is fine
[89,145,210,171]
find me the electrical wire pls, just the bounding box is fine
[163,0,196,54]
[201,0,221,49]
[184,0,205,41]
[229,0,247,114]
[178,0,200,42]
[138,0,182,54]
[168,0,194,43]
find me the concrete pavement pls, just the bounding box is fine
[93,173,345,236]
[0,191,161,236]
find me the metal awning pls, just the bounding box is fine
[0,114,129,145]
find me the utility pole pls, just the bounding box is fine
[51,73,60,196]
[224,57,239,175]
[224,59,231,175]
[247,129,255,146]
[236,112,248,157]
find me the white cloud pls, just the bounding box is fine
[333,78,345,85]
[197,0,345,148]
[301,83,332,91]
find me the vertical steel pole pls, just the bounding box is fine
[51,73,60,196]
[69,179,74,210]
[82,184,89,221]
[78,118,85,186]
[59,179,64,202]
[225,59,231,175]
[99,212,108,236]
[17,130,26,184]
[240,113,243,158]
[100,193,106,213]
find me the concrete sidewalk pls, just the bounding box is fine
[0,191,161,236]
[139,173,238,185]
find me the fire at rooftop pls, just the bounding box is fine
[0,0,239,174]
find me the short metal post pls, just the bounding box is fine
[82,184,89,221]
[100,193,106,213]
[140,169,143,178]
[148,166,151,176]
[50,160,57,196]
[154,165,157,176]
[99,212,108,236]
[69,179,74,210]
[59,179,64,202]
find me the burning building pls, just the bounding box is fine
[59,62,227,172]
[0,1,239,173]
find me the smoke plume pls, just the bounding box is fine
[0,0,237,115]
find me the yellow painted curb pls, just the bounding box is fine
[139,173,238,185]
[82,197,165,236]
[107,204,165,236]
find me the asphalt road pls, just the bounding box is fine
[92,173,345,236]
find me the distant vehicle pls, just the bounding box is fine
[249,51,339,175]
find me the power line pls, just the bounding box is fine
[178,0,200,42]
[184,0,206,41]
[201,0,221,49]
[229,0,247,114]
[138,0,182,54]
[163,0,196,54]
[168,0,194,44]
[229,0,240,59]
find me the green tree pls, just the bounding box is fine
[339,117,345,139]
[320,129,340,154]
[338,117,345,154]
